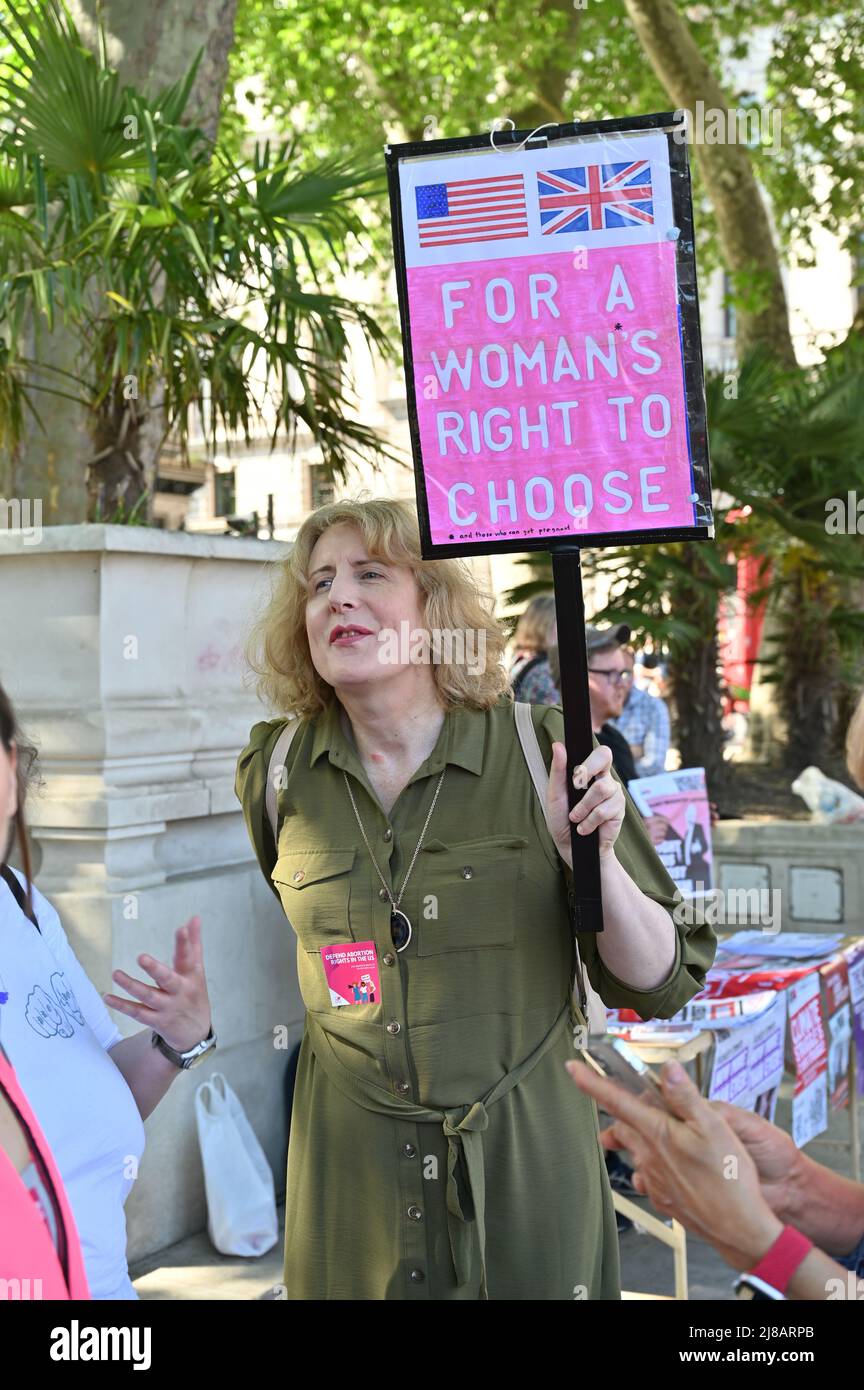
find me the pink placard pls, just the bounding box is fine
[407,241,695,548]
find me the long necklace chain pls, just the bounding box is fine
[343,767,446,910]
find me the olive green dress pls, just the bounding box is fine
[235,696,715,1300]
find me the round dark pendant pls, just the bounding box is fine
[390,908,412,952]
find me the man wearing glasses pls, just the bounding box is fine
[584,624,639,784]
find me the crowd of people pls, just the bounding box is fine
[0,502,862,1302]
[508,593,671,784]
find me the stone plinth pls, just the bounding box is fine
[0,525,302,1262]
[712,819,864,932]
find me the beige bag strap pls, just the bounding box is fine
[513,702,607,1036]
[265,718,303,846]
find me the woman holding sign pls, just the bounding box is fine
[236,497,714,1300]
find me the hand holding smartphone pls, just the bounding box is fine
[585,1036,673,1113]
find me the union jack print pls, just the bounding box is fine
[537,161,654,234]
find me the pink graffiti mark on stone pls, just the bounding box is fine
[196,644,222,672]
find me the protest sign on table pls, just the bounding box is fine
[627,766,712,895]
[664,989,777,1027]
[845,940,864,1097]
[821,956,853,1112]
[788,971,830,1148]
[696,958,817,999]
[707,992,787,1122]
[609,938,863,1155]
[717,931,845,960]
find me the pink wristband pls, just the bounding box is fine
[747,1225,813,1294]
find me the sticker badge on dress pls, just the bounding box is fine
[320,941,380,1007]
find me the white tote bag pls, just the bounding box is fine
[194,1072,279,1257]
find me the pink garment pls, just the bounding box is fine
[0,1048,91,1300]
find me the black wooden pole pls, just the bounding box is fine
[551,546,604,932]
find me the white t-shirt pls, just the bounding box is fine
[0,871,145,1299]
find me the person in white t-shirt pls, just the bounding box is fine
[0,680,215,1299]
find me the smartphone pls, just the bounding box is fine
[587,1036,671,1112]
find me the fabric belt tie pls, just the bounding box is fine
[441,1100,489,1295]
[304,999,575,1299]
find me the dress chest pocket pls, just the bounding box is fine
[271,848,356,948]
[415,836,527,956]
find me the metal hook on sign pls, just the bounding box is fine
[490,118,557,153]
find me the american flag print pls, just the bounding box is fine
[414,173,528,248]
[537,161,654,234]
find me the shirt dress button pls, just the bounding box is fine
[396,1080,410,1095]
[378,887,389,901]
[407,1205,423,1222]
[382,953,396,967]
[292,870,305,883]
[410,1269,425,1283]
[386,1021,401,1035]
[461,866,473,879]
[403,1143,416,1158]
[383,827,393,841]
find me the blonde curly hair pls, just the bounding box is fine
[246,497,512,717]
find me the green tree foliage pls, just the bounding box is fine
[0,0,395,518]
[231,0,863,285]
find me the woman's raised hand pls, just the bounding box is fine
[104,915,212,1053]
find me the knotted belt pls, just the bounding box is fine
[304,998,576,1299]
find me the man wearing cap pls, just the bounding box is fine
[580,624,639,784]
[547,624,637,780]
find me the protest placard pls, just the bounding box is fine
[788,970,829,1148]
[386,113,712,558]
[820,956,852,1111]
[386,114,714,931]
[628,766,713,896]
[707,992,787,1121]
[845,940,864,1097]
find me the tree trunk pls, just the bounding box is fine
[774,557,840,773]
[512,0,584,130]
[14,0,238,523]
[86,386,156,521]
[671,632,729,795]
[623,0,797,369]
[8,317,92,525]
[668,548,730,797]
[74,0,238,143]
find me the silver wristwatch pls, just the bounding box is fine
[151,1025,217,1070]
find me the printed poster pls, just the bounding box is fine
[707,991,787,1121]
[788,971,829,1148]
[698,960,817,1000]
[671,989,777,1028]
[717,931,842,961]
[845,941,864,1098]
[320,941,381,1008]
[628,766,712,896]
[821,956,852,1111]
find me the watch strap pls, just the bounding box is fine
[152,1026,215,1069]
